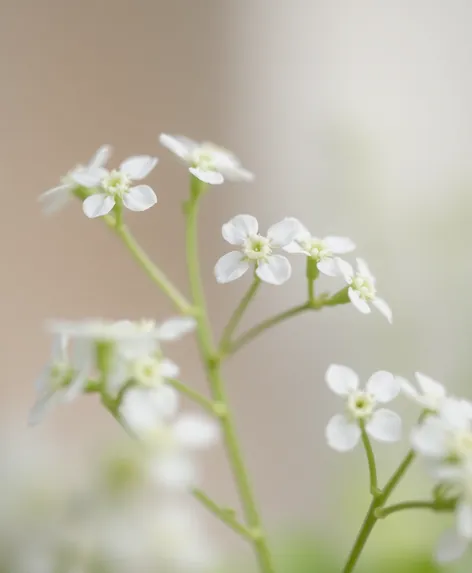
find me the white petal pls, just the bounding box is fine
[71,167,107,187]
[372,297,392,324]
[348,288,371,314]
[119,156,158,180]
[220,165,254,182]
[39,184,72,214]
[82,193,115,218]
[283,241,307,254]
[120,387,179,433]
[267,218,300,247]
[440,398,472,431]
[415,372,446,400]
[435,529,468,563]
[366,371,399,403]
[173,414,219,449]
[256,255,291,285]
[323,236,356,254]
[189,167,224,185]
[152,456,198,489]
[457,502,472,539]
[160,359,180,379]
[88,145,112,169]
[63,366,89,402]
[159,134,197,160]
[366,408,402,442]
[356,258,375,280]
[325,364,359,395]
[399,377,420,400]
[123,185,157,212]
[222,214,258,245]
[214,252,249,283]
[337,259,354,282]
[28,391,60,426]
[317,258,339,277]
[325,414,361,452]
[157,317,196,341]
[411,417,449,457]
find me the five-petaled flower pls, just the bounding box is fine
[159,134,253,185]
[325,364,402,452]
[40,145,111,214]
[283,219,355,276]
[337,258,392,323]
[399,372,447,412]
[81,155,158,218]
[214,215,299,285]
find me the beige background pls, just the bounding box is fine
[2,0,472,564]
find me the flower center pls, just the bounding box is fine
[49,360,74,390]
[192,148,216,172]
[243,234,272,261]
[300,237,332,261]
[449,430,472,461]
[347,391,375,420]
[101,170,130,196]
[351,274,376,301]
[147,426,178,452]
[128,355,163,388]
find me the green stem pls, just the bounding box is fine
[342,450,416,573]
[360,425,378,495]
[167,378,215,414]
[376,498,456,519]
[185,176,275,573]
[228,302,312,355]
[219,276,261,352]
[108,221,194,315]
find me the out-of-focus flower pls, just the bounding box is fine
[159,133,253,185]
[29,335,91,425]
[325,364,401,452]
[399,372,447,412]
[214,215,299,285]
[39,145,111,215]
[283,218,355,276]
[81,155,158,218]
[337,258,392,323]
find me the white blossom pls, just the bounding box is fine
[29,334,91,425]
[159,134,253,185]
[399,372,447,412]
[325,364,401,451]
[337,258,392,323]
[81,155,158,218]
[39,145,111,215]
[214,215,299,285]
[283,218,355,276]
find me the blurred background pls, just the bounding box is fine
[1,0,472,571]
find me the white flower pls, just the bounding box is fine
[325,364,401,452]
[337,258,392,323]
[159,134,253,185]
[81,155,158,218]
[400,372,447,412]
[214,215,299,285]
[39,145,111,214]
[283,219,355,276]
[411,398,472,465]
[29,334,90,425]
[120,396,219,489]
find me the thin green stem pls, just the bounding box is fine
[228,302,312,355]
[108,221,193,315]
[382,449,415,499]
[167,378,215,414]
[360,425,378,495]
[185,176,275,573]
[376,498,456,519]
[219,276,261,352]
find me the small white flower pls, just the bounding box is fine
[337,258,392,323]
[325,364,401,452]
[283,218,355,276]
[400,372,447,412]
[411,398,472,464]
[29,334,90,425]
[159,133,253,185]
[81,155,158,218]
[120,397,219,489]
[39,145,111,214]
[214,215,299,285]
